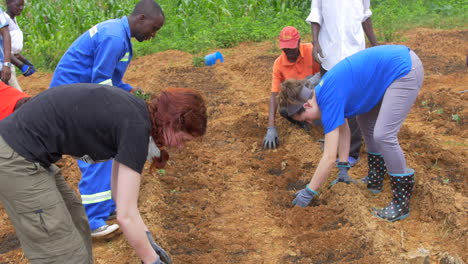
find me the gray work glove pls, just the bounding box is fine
[143,259,165,264]
[329,162,357,188]
[146,231,172,264]
[263,126,279,149]
[292,185,318,208]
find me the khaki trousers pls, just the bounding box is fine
[0,136,93,263]
[8,66,23,92]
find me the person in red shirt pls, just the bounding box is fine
[263,26,321,149]
[0,81,29,120]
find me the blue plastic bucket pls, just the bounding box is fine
[205,51,224,66]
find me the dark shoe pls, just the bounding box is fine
[108,210,117,220]
[372,169,415,222]
[348,156,360,167]
[364,152,387,193]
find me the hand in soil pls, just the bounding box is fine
[146,231,172,264]
[263,126,279,149]
[292,185,318,207]
[329,163,357,188]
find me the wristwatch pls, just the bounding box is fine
[3,62,11,68]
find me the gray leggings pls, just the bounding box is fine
[357,50,424,174]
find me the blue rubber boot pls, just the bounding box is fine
[372,169,415,222]
[362,152,387,193]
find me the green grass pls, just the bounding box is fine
[4,0,466,71]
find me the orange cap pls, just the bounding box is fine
[279,26,300,49]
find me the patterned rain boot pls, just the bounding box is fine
[361,152,387,193]
[372,169,415,222]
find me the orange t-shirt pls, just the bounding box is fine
[0,82,29,120]
[271,43,320,93]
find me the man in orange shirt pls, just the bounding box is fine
[263,26,321,149]
[0,81,29,120]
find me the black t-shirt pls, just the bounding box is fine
[0,83,151,173]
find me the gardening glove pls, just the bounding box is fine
[147,136,161,161]
[142,259,165,264]
[263,126,279,149]
[20,64,35,77]
[141,259,165,264]
[329,162,357,188]
[146,231,172,264]
[292,184,318,208]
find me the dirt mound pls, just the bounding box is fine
[1,28,467,263]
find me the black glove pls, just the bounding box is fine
[146,231,172,264]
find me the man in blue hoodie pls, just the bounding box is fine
[50,0,165,238]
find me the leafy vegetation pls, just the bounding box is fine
[4,0,466,70]
[192,56,205,67]
[133,89,152,101]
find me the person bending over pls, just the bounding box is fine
[0,84,207,263]
[279,45,424,222]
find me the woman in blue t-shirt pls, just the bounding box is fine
[279,45,424,222]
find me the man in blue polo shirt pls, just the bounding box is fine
[50,0,165,238]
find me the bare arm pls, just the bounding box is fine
[111,160,119,203]
[311,22,323,63]
[0,26,11,82]
[309,128,340,190]
[113,161,157,264]
[362,17,378,47]
[11,55,22,68]
[267,92,278,127]
[337,120,351,163]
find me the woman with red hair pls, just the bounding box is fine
[0,83,207,264]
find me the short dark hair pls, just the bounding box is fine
[132,0,164,18]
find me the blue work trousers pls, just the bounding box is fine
[78,159,116,231]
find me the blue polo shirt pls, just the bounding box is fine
[315,45,412,134]
[50,16,133,91]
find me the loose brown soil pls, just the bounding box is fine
[1,28,467,264]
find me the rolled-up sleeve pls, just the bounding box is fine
[306,0,322,25]
[362,0,373,21]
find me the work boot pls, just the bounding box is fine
[372,169,415,222]
[361,152,387,193]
